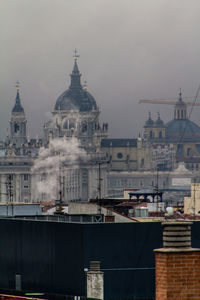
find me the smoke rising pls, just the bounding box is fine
[31,137,87,202]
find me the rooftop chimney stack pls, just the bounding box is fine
[86,261,104,300]
[154,221,200,300]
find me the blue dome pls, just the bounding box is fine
[154,115,164,127]
[55,88,97,111]
[144,113,154,128]
[166,119,200,142]
[54,59,97,112]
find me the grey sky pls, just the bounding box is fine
[1,0,200,139]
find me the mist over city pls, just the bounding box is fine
[2,2,200,299]
[1,0,200,139]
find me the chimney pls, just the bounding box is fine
[86,261,104,300]
[154,221,200,300]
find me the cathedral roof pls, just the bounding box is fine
[12,90,24,114]
[101,139,137,147]
[165,119,200,142]
[54,58,97,112]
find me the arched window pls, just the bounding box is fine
[69,119,76,129]
[140,158,144,167]
[181,110,183,119]
[14,123,20,133]
[159,131,162,139]
[82,121,87,132]
[187,148,193,157]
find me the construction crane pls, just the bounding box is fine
[139,99,200,106]
[139,91,200,106]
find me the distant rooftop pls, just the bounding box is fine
[101,138,137,147]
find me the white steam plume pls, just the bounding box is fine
[32,137,87,202]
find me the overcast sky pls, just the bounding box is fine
[1,0,200,139]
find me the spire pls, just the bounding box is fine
[148,111,152,120]
[144,111,154,127]
[179,88,182,102]
[70,49,82,89]
[12,81,24,114]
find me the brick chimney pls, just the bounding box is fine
[154,221,200,300]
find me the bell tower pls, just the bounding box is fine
[10,83,27,146]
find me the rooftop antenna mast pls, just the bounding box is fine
[155,166,159,216]
[96,161,104,214]
[55,154,64,214]
[6,175,14,216]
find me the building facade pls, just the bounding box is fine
[0,56,108,204]
[1,60,200,204]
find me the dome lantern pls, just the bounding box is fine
[174,89,187,120]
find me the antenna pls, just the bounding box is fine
[6,175,14,216]
[192,177,196,216]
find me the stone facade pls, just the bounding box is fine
[0,57,108,203]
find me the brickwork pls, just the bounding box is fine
[155,251,200,300]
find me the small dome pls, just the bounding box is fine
[144,113,154,128]
[154,113,165,127]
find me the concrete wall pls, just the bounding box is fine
[68,202,135,222]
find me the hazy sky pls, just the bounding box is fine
[1,0,200,139]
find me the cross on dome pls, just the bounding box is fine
[15,81,20,91]
[73,49,79,61]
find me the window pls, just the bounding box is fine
[7,174,13,181]
[117,152,123,159]
[24,185,29,189]
[82,121,87,132]
[14,123,20,133]
[69,119,75,129]
[24,174,28,181]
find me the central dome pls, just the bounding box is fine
[54,59,97,112]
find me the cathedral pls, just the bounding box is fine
[0,55,108,204]
[0,56,200,203]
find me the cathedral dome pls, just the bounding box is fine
[55,88,97,111]
[166,119,200,142]
[54,59,97,112]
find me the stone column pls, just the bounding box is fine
[87,261,104,300]
[154,221,200,300]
